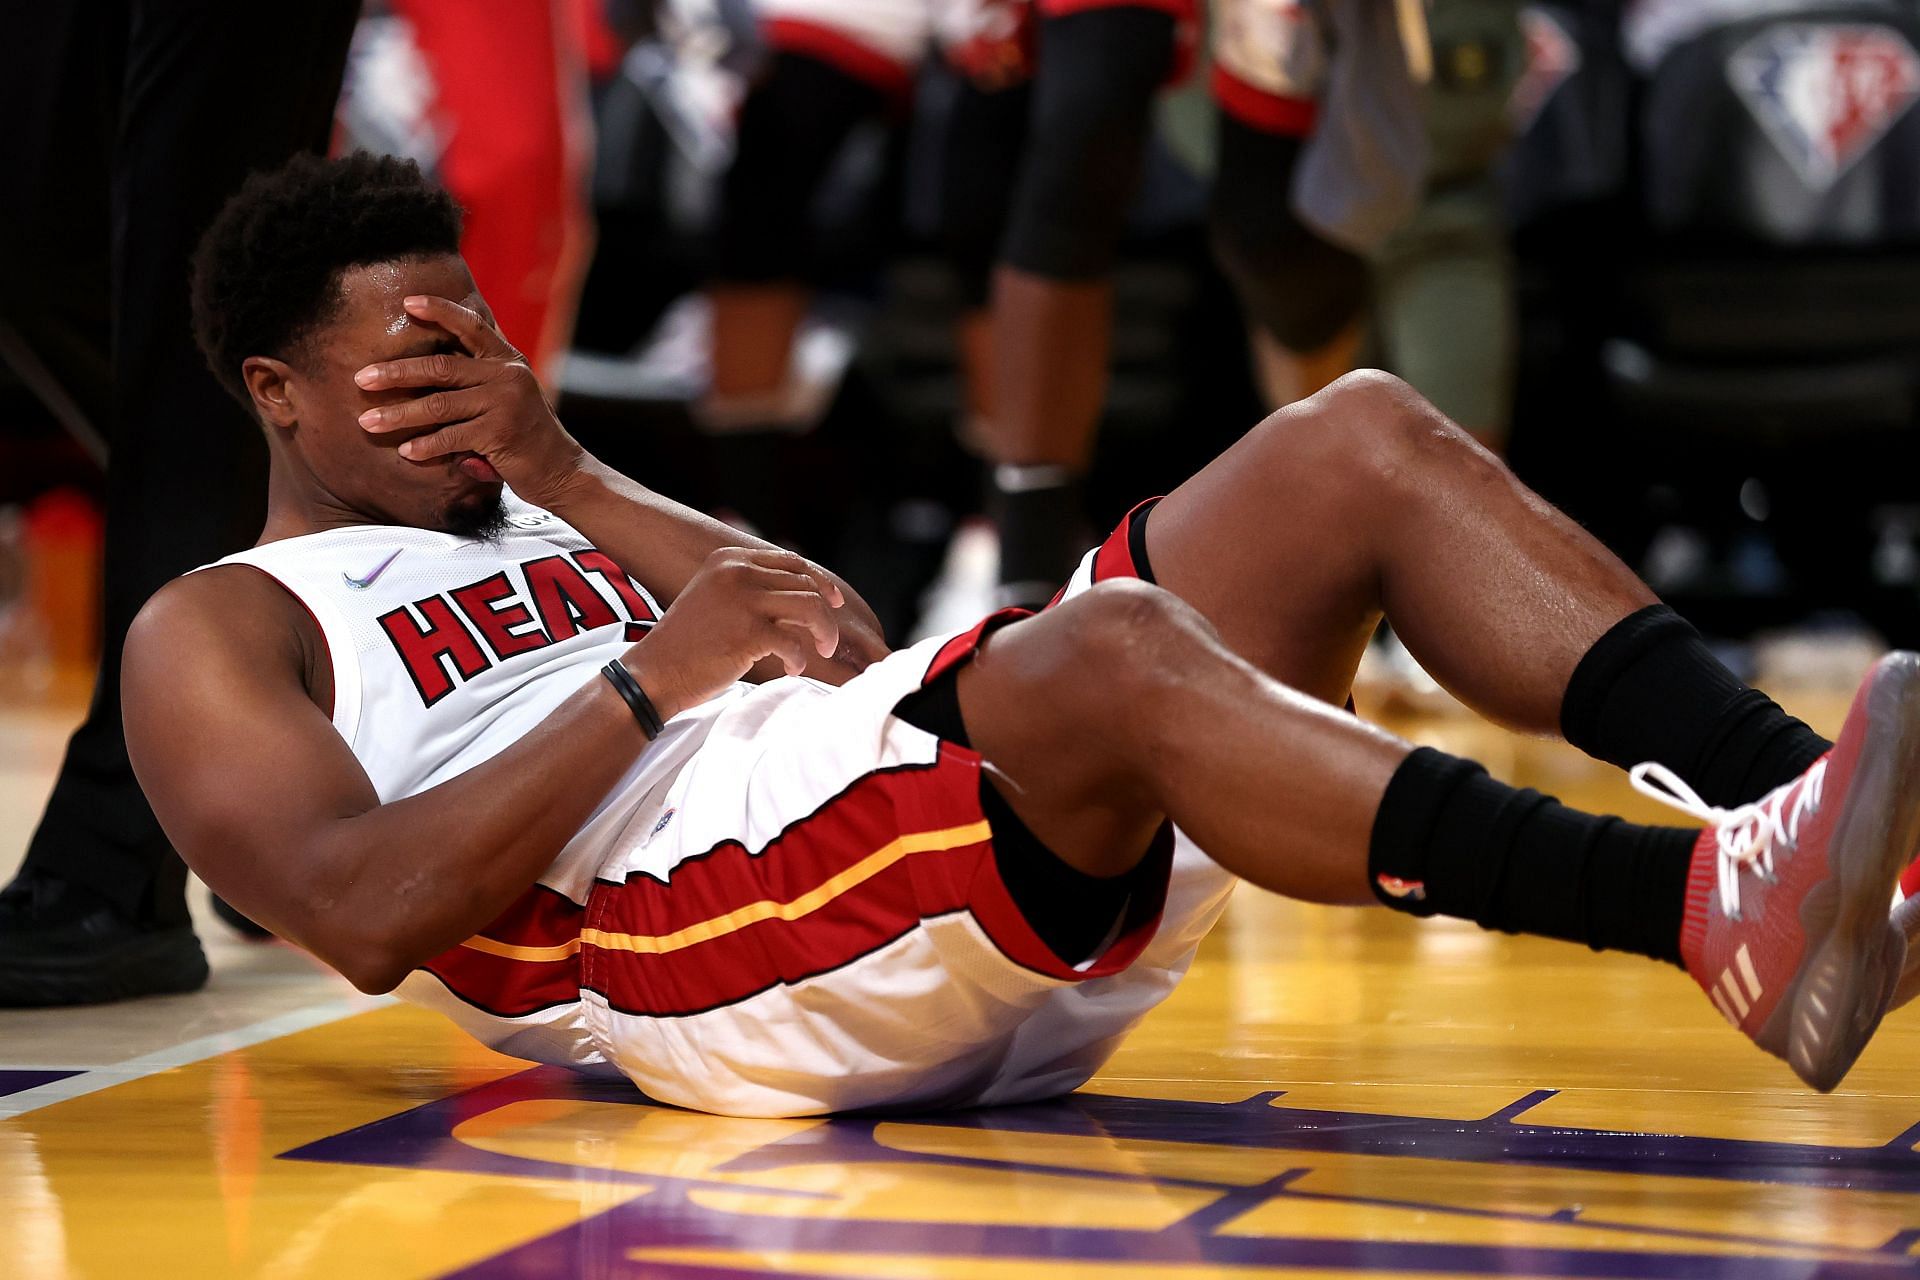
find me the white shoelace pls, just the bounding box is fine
[1628,759,1828,919]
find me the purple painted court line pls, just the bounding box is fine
[281,1068,1920,1280]
[0,1069,81,1099]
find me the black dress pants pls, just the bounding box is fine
[0,0,360,925]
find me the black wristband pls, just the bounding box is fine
[602,660,664,740]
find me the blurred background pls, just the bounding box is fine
[6,0,1920,712]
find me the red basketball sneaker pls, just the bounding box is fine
[1631,651,1920,1092]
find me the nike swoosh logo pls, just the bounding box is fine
[342,548,404,590]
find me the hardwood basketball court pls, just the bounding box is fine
[7,681,1920,1279]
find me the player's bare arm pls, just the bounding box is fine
[122,539,845,996]
[351,293,890,684]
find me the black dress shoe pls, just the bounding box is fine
[0,872,208,1006]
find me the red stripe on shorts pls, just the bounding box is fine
[1092,516,1141,582]
[1091,495,1164,584]
[969,820,1175,981]
[924,606,1031,686]
[582,748,995,1017]
[421,884,585,1018]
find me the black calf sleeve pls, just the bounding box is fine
[1562,605,1831,808]
[1209,114,1367,353]
[715,52,892,282]
[1000,8,1175,280]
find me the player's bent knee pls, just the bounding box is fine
[1318,368,1423,419]
[1048,581,1212,716]
[1309,370,1491,484]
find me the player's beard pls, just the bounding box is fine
[444,488,510,543]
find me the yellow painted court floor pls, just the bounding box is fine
[8,684,1920,1278]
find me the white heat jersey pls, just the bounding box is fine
[204,493,749,1067]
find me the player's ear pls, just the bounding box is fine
[241,355,299,431]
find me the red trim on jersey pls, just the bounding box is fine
[421,885,586,1019]
[223,563,336,721]
[762,18,916,101]
[1212,64,1318,137]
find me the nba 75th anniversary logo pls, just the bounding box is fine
[283,1065,1920,1277]
[1729,23,1920,192]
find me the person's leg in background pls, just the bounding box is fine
[1205,0,1364,411]
[0,0,360,1005]
[0,2,121,455]
[985,3,1178,609]
[393,0,596,377]
[1368,0,1524,449]
[1208,117,1367,410]
[936,42,1033,455]
[700,1,918,538]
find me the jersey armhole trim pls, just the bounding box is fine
[207,561,364,747]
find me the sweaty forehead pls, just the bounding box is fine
[329,256,481,355]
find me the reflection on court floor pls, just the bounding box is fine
[7,694,1920,1278]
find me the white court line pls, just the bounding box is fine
[0,994,394,1120]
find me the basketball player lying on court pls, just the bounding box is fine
[123,153,1920,1116]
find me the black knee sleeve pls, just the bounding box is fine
[1000,8,1175,280]
[1209,114,1367,353]
[939,78,1031,307]
[714,52,892,282]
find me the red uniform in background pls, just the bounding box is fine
[391,0,611,374]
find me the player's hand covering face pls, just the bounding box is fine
[352,295,585,510]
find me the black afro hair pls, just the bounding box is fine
[189,151,463,410]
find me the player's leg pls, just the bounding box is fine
[1141,370,1830,808]
[985,5,1175,607]
[955,582,1920,1090]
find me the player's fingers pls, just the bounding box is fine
[743,547,844,608]
[359,387,489,434]
[402,294,519,360]
[763,591,841,658]
[397,421,479,462]
[743,566,832,598]
[839,620,891,667]
[354,352,494,392]
[765,620,820,676]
